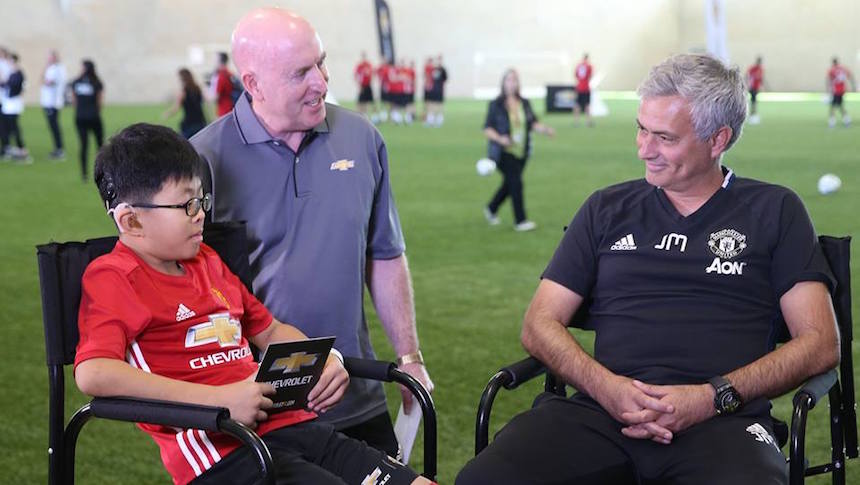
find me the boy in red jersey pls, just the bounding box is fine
[75,123,433,485]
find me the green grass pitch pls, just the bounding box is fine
[0,97,857,483]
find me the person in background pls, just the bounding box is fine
[377,59,393,123]
[746,56,765,125]
[71,58,104,182]
[1,53,31,162]
[483,68,555,232]
[41,49,67,159]
[573,53,594,127]
[213,52,236,117]
[423,55,448,127]
[0,47,11,154]
[827,56,856,128]
[354,51,377,122]
[163,68,207,139]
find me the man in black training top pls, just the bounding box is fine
[458,53,839,485]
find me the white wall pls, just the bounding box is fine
[2,0,857,104]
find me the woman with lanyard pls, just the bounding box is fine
[71,59,104,182]
[482,68,554,231]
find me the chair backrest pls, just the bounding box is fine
[37,221,253,484]
[37,220,252,367]
[819,235,857,457]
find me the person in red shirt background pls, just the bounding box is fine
[377,60,393,123]
[213,52,236,117]
[827,56,856,127]
[354,51,376,122]
[573,53,593,126]
[423,55,448,127]
[388,60,407,124]
[422,57,434,122]
[404,60,417,124]
[746,56,766,125]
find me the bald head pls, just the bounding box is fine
[231,7,319,76]
[229,7,329,138]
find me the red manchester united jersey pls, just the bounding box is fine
[747,64,763,91]
[829,65,851,95]
[354,60,373,88]
[76,241,316,485]
[575,61,592,93]
[423,61,434,92]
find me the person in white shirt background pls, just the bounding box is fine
[41,49,67,160]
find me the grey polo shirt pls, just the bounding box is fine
[191,94,406,428]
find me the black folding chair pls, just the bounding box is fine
[474,235,856,485]
[38,221,436,484]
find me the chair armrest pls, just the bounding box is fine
[90,396,228,430]
[343,356,396,382]
[499,356,546,390]
[475,356,546,455]
[343,357,437,481]
[792,368,837,410]
[72,397,274,485]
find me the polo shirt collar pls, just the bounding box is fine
[234,92,331,145]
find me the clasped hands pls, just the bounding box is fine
[596,375,717,445]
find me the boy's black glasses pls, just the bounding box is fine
[131,193,211,217]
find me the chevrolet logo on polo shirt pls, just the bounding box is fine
[185,313,241,348]
[330,159,355,171]
[270,351,319,374]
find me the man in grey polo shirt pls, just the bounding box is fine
[191,7,433,456]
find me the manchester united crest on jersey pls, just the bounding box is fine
[708,229,747,259]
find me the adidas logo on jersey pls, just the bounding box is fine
[610,234,637,251]
[176,303,197,322]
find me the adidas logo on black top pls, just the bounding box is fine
[610,234,637,251]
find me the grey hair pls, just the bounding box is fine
[637,54,747,151]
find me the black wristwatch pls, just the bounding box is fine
[708,376,742,415]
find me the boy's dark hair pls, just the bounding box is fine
[94,123,202,209]
[218,52,229,65]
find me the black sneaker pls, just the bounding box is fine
[49,149,66,160]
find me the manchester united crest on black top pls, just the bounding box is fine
[708,228,747,259]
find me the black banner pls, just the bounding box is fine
[375,0,395,64]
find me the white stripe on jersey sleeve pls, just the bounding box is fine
[130,341,152,373]
[198,430,222,462]
[176,431,203,476]
[126,349,139,369]
[186,429,212,470]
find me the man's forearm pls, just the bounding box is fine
[521,284,614,399]
[522,313,612,398]
[727,281,839,402]
[727,332,837,403]
[367,254,420,356]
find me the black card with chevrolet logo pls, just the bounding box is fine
[255,336,335,412]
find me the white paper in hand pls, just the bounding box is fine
[393,402,422,464]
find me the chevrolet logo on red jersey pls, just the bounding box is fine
[185,313,241,348]
[269,352,319,374]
